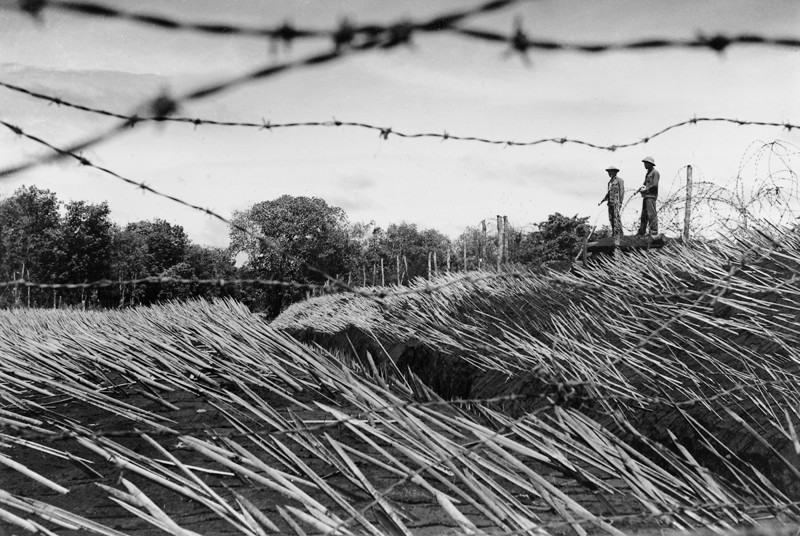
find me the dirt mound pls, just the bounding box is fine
[274,227,800,500]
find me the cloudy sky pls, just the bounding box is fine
[0,0,798,246]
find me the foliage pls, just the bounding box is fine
[0,187,236,308]
[123,219,189,275]
[357,222,451,285]
[156,245,235,302]
[57,200,114,284]
[0,186,61,280]
[110,219,191,306]
[0,185,603,310]
[230,195,355,316]
[518,212,590,267]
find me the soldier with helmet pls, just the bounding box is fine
[598,165,625,238]
[636,156,660,236]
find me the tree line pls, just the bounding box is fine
[0,186,594,317]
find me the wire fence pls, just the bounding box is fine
[0,0,521,178]
[16,0,800,54]
[654,141,800,237]
[2,79,797,151]
[0,0,798,301]
[1,120,799,300]
[3,5,800,534]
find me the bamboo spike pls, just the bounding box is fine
[271,438,384,536]
[226,487,281,533]
[140,434,256,536]
[0,488,129,536]
[0,452,69,494]
[0,505,42,533]
[277,504,309,536]
[327,437,413,536]
[107,497,186,536]
[284,505,354,536]
[182,436,330,515]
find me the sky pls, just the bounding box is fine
[0,0,798,247]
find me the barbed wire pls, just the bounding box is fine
[0,0,522,180]
[0,120,373,298]
[454,24,800,55]
[0,130,537,302]
[17,0,518,47]
[0,391,549,443]
[2,79,797,152]
[1,196,798,301]
[0,271,522,297]
[655,141,800,237]
[3,377,792,464]
[2,3,799,530]
[9,382,793,532]
[15,0,800,55]
[0,275,317,292]
[3,1,800,378]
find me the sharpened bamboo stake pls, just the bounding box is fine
[327,437,413,536]
[0,452,69,494]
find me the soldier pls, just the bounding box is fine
[599,165,624,238]
[636,156,659,237]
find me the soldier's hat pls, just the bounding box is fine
[642,156,656,165]
[605,165,620,172]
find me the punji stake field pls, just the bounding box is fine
[2,227,800,535]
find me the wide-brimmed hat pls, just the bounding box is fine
[605,165,620,172]
[642,156,656,165]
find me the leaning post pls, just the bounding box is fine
[496,215,504,270]
[683,165,693,242]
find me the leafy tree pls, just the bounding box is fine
[0,186,61,306]
[518,213,590,267]
[124,219,188,274]
[230,195,355,316]
[49,200,115,307]
[351,222,452,285]
[157,245,235,302]
[57,201,114,283]
[111,219,189,305]
[392,224,450,281]
[111,226,147,280]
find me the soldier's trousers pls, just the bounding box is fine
[637,197,658,235]
[608,204,622,237]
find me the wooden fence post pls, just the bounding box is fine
[480,220,487,269]
[684,165,693,242]
[427,252,432,279]
[503,216,510,263]
[380,258,385,286]
[496,215,504,269]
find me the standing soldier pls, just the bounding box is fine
[636,156,660,236]
[599,165,625,238]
